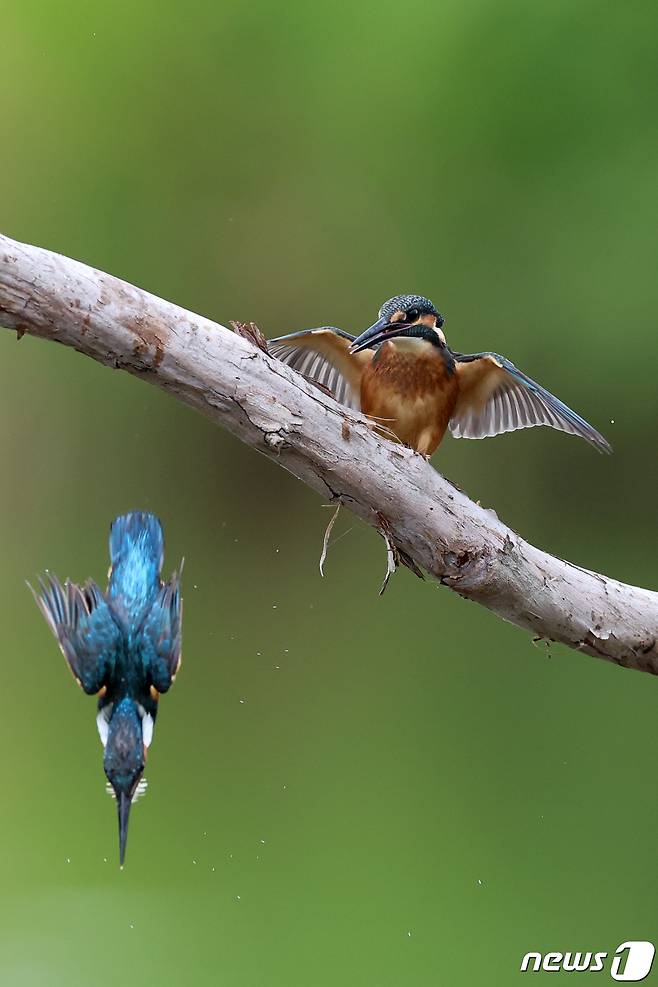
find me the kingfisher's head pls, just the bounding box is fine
[103,698,146,867]
[350,294,445,353]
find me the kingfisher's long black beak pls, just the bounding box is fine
[350,317,411,353]
[118,791,132,868]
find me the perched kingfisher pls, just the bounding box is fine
[269,294,611,456]
[31,512,182,866]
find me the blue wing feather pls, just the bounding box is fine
[139,567,183,693]
[32,576,122,693]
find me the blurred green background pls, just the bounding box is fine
[1,1,657,984]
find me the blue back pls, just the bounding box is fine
[107,512,164,631]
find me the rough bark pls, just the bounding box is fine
[1,232,656,674]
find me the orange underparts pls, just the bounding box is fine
[360,342,457,456]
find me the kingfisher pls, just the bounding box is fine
[31,511,182,867]
[269,294,611,456]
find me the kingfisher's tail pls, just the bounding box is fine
[108,512,165,620]
[109,512,164,569]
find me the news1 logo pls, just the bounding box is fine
[520,941,655,981]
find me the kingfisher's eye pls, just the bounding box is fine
[405,308,419,322]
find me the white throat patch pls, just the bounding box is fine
[392,335,441,355]
[141,711,155,748]
[96,707,111,748]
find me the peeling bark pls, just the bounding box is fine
[1,232,657,674]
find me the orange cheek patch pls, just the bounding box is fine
[150,685,160,701]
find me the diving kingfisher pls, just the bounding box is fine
[31,511,182,866]
[269,294,611,456]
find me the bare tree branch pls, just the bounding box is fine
[1,232,656,674]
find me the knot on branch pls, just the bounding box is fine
[264,428,290,453]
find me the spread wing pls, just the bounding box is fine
[268,328,373,410]
[450,352,611,453]
[139,567,183,693]
[32,576,122,693]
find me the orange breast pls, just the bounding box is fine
[360,342,458,455]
